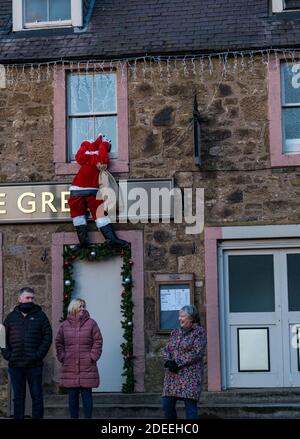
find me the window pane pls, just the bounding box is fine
[69,117,94,161]
[238,328,270,372]
[281,63,300,104]
[49,0,71,20]
[95,116,117,158]
[282,107,300,152]
[25,0,47,22]
[94,74,117,113]
[284,0,300,10]
[68,74,93,114]
[287,254,300,311]
[228,254,275,313]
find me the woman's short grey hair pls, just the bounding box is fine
[67,298,86,316]
[180,305,200,324]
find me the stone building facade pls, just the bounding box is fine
[1,0,300,418]
[0,53,299,413]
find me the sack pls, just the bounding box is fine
[96,170,125,217]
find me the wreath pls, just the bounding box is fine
[62,244,134,393]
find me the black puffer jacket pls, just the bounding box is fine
[2,304,52,367]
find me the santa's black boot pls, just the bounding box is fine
[75,225,89,248]
[99,223,129,249]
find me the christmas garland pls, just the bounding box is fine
[62,243,134,393]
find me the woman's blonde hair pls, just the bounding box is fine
[67,298,86,316]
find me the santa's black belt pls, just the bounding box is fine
[70,189,98,197]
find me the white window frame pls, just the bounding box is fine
[13,0,83,31]
[272,0,300,12]
[67,70,118,162]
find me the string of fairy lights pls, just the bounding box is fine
[1,48,300,87]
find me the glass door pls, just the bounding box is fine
[223,250,283,388]
[222,247,300,388]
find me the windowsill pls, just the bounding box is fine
[13,27,75,37]
[284,150,300,155]
[271,152,300,167]
[55,160,129,175]
[24,20,73,30]
[270,11,300,19]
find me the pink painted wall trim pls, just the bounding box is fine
[268,58,300,167]
[0,233,3,322]
[53,67,66,166]
[53,63,129,175]
[52,230,145,392]
[204,227,222,391]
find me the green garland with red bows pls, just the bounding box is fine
[62,244,134,393]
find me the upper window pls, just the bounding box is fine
[281,63,300,153]
[67,72,118,161]
[268,57,300,167]
[13,0,83,31]
[284,0,300,9]
[53,64,129,175]
[272,0,300,12]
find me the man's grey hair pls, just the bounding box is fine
[180,304,200,324]
[18,287,35,296]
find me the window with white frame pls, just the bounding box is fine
[281,63,300,153]
[272,0,300,12]
[13,0,83,31]
[67,71,118,161]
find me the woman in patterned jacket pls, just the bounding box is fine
[162,305,207,419]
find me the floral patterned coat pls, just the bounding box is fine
[162,324,207,400]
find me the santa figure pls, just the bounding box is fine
[68,133,129,248]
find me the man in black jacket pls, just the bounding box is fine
[1,287,52,419]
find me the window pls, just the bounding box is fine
[24,0,71,23]
[67,72,117,161]
[284,0,300,10]
[281,63,300,153]
[272,0,300,12]
[13,0,83,31]
[53,64,129,175]
[268,58,300,167]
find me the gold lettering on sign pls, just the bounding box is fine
[42,192,57,213]
[61,191,70,213]
[0,193,6,214]
[17,193,36,213]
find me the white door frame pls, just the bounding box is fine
[52,230,145,392]
[219,238,300,389]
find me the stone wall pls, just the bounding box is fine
[0,223,73,415]
[127,57,300,391]
[0,56,298,407]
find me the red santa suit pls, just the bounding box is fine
[68,135,110,226]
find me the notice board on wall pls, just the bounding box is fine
[155,273,194,333]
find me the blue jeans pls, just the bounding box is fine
[68,387,93,419]
[8,367,44,419]
[162,396,198,419]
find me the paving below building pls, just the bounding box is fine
[42,389,300,419]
